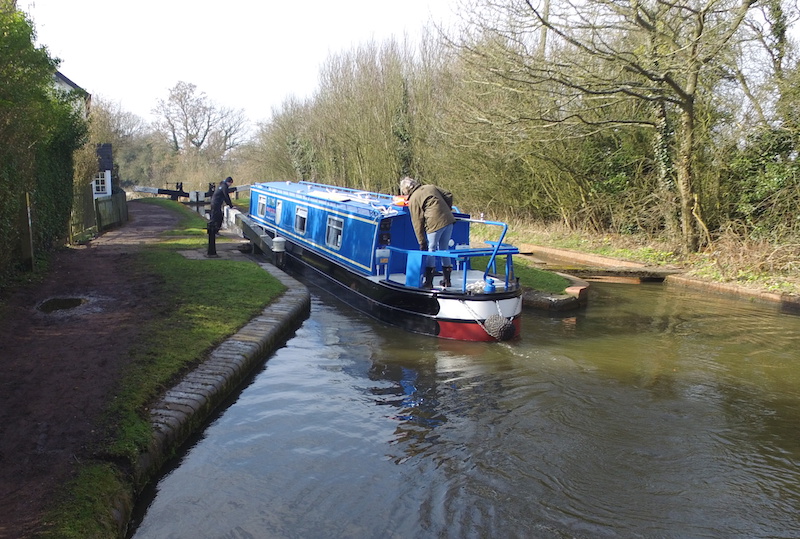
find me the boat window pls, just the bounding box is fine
[294,206,307,234]
[326,216,344,249]
[275,200,282,225]
[257,195,267,218]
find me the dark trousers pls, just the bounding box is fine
[210,205,223,232]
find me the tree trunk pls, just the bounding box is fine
[676,104,699,252]
[653,99,679,237]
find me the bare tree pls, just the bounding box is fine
[306,39,416,191]
[455,0,758,251]
[89,96,145,145]
[153,81,248,155]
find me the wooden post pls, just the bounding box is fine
[207,222,218,257]
[19,192,35,271]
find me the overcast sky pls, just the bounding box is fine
[23,0,457,125]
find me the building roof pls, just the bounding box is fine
[53,71,84,92]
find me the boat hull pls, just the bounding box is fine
[280,239,522,342]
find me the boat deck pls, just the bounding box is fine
[368,268,513,292]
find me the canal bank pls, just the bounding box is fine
[135,262,310,481]
[115,232,311,535]
[0,199,308,538]
[521,243,800,313]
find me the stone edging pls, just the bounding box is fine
[520,243,800,313]
[131,262,310,506]
[522,271,590,312]
[519,243,648,268]
[666,274,800,312]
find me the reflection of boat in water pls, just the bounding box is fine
[367,355,444,464]
[240,181,523,342]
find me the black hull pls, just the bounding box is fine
[279,243,520,340]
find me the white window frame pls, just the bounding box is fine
[294,206,308,234]
[326,216,344,249]
[94,172,107,194]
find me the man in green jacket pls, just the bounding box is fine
[399,177,456,289]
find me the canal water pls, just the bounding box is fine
[131,280,800,538]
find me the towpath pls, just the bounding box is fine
[0,200,310,538]
[0,201,183,537]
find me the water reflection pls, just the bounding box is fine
[132,282,800,538]
[370,361,444,463]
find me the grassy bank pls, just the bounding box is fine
[470,254,570,293]
[40,199,286,538]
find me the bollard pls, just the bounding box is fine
[207,222,218,257]
[272,236,286,268]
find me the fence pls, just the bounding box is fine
[70,183,96,242]
[95,188,128,231]
[70,185,128,242]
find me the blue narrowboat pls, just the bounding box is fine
[242,181,523,341]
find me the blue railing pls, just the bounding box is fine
[383,218,519,292]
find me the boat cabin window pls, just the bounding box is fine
[257,195,267,218]
[326,216,344,249]
[294,206,308,234]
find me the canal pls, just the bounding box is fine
[131,280,800,538]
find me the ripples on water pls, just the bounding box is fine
[133,284,800,538]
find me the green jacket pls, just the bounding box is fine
[407,183,456,246]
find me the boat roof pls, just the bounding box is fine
[254,181,405,219]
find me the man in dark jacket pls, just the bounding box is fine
[210,177,234,234]
[399,176,456,289]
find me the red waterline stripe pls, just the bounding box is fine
[436,317,521,342]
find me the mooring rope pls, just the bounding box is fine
[459,299,491,336]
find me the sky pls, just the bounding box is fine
[22,0,457,125]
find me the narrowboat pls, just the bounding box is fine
[240,181,522,341]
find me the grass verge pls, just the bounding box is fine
[468,222,570,293]
[515,258,571,293]
[471,255,570,294]
[39,199,286,538]
[499,218,800,296]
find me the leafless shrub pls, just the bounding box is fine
[708,225,800,278]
